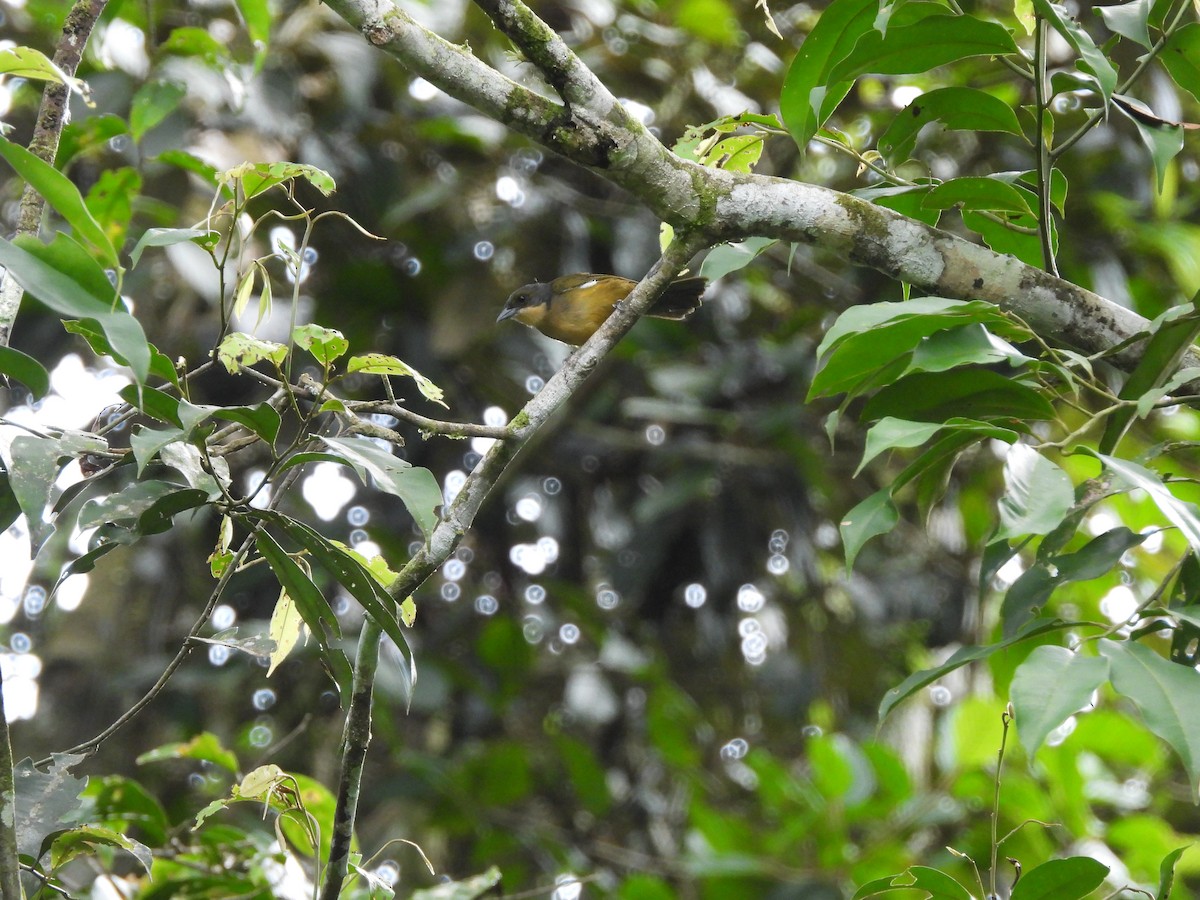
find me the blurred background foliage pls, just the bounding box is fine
[5,0,1200,895]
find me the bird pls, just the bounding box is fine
[496,273,707,345]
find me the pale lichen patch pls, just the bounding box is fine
[886,217,944,287]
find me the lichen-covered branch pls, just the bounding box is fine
[319,617,382,900]
[0,0,110,350]
[322,0,1181,373]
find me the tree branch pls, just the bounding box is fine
[0,0,110,350]
[319,617,381,900]
[317,233,709,896]
[472,0,625,116]
[322,0,1190,377]
[0,685,19,900]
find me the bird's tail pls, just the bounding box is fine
[649,276,707,320]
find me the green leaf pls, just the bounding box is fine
[879,618,1072,721]
[1101,296,1200,454]
[14,752,89,860]
[320,436,441,538]
[853,183,942,226]
[293,323,349,366]
[62,319,176,385]
[1162,23,1200,103]
[700,237,777,280]
[699,134,766,174]
[1002,527,1148,632]
[905,431,990,518]
[859,419,944,473]
[812,298,1025,400]
[409,867,503,900]
[924,176,1036,217]
[816,296,1023,361]
[119,383,183,427]
[1112,94,1184,193]
[1101,638,1200,801]
[852,866,975,899]
[0,346,50,398]
[0,45,85,92]
[128,426,184,474]
[0,475,21,535]
[674,0,740,44]
[879,87,1025,164]
[256,530,341,639]
[1095,0,1153,48]
[84,167,140,250]
[236,0,272,47]
[0,135,117,265]
[251,512,417,705]
[905,324,1031,376]
[861,369,1055,424]
[1157,845,1188,899]
[78,481,209,536]
[129,226,219,268]
[840,488,898,571]
[1135,366,1200,418]
[82,776,170,847]
[1097,453,1200,551]
[48,825,152,873]
[996,444,1074,540]
[672,112,783,160]
[212,403,281,445]
[345,353,446,406]
[136,732,239,773]
[216,332,288,373]
[779,0,877,150]
[0,235,151,385]
[159,26,230,65]
[827,15,1018,83]
[962,208,1055,268]
[1011,646,1110,756]
[1034,0,1118,100]
[130,80,187,142]
[9,433,106,553]
[859,416,1017,475]
[153,149,221,185]
[1009,857,1109,899]
[57,115,129,167]
[221,161,336,199]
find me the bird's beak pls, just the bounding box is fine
[496,305,518,323]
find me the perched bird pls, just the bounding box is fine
[497,273,707,345]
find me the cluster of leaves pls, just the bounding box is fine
[0,123,477,889]
[8,0,1200,895]
[13,732,495,899]
[674,0,1200,894]
[781,0,1200,269]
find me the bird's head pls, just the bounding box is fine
[497,281,554,328]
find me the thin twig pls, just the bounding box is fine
[1033,16,1059,276]
[43,467,306,765]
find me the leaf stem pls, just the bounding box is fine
[1034,16,1059,276]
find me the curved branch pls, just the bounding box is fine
[706,173,1165,372]
[317,233,709,897]
[473,0,625,116]
[323,0,1190,378]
